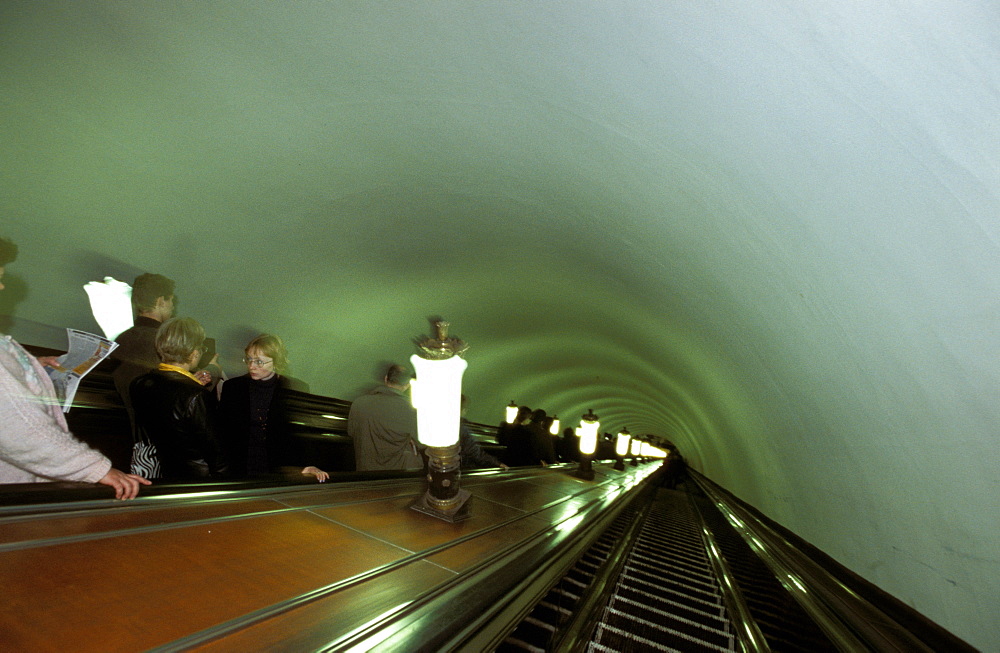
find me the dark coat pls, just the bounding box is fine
[217,374,308,478]
[459,420,502,469]
[502,421,558,467]
[111,316,162,427]
[130,368,227,480]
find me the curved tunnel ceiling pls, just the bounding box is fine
[1,3,998,649]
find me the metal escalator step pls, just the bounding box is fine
[588,492,738,653]
[689,494,838,651]
[551,586,580,601]
[538,600,573,617]
[631,557,712,587]
[528,602,567,628]
[615,577,724,618]
[563,574,591,591]
[502,635,546,652]
[606,594,732,645]
[635,542,703,567]
[502,505,644,650]
[525,616,557,632]
[620,564,721,603]
[612,584,728,628]
[590,619,735,652]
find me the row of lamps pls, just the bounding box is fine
[407,320,667,524]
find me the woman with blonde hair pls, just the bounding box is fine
[130,317,228,480]
[218,334,328,482]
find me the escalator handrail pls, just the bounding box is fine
[689,493,773,653]
[331,466,663,652]
[692,471,935,652]
[553,484,657,652]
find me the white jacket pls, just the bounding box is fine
[0,335,110,484]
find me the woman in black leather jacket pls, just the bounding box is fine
[130,317,228,480]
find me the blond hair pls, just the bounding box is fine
[245,333,289,373]
[155,317,205,364]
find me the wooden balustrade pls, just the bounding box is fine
[0,462,662,651]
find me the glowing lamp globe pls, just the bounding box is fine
[83,277,134,340]
[577,409,600,456]
[615,428,631,457]
[505,400,518,424]
[410,354,467,447]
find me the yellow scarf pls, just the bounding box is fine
[158,363,202,385]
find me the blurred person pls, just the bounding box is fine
[458,394,507,471]
[500,407,536,467]
[597,433,617,462]
[0,236,149,499]
[348,363,423,471]
[130,317,227,480]
[217,334,327,482]
[504,409,557,467]
[559,426,580,463]
[109,272,175,472]
[111,273,176,421]
[663,451,687,490]
[496,404,531,448]
[531,412,559,465]
[110,274,222,470]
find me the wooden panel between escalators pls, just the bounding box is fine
[191,558,456,652]
[273,479,425,509]
[0,510,410,652]
[313,493,535,556]
[0,499,287,546]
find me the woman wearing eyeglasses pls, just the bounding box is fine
[217,334,328,483]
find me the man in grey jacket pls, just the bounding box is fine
[347,364,424,471]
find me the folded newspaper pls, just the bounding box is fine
[47,328,118,413]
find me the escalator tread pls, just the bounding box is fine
[498,505,642,652]
[501,484,838,653]
[589,490,738,652]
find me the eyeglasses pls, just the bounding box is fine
[243,357,273,367]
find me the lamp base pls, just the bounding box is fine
[574,456,595,481]
[410,488,472,523]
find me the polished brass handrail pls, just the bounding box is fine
[330,466,664,652]
[689,493,772,653]
[554,490,655,652]
[692,472,936,653]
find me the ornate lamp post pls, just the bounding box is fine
[549,415,560,435]
[409,320,471,523]
[614,427,631,471]
[629,436,641,466]
[574,409,600,481]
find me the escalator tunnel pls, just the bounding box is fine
[0,365,978,652]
